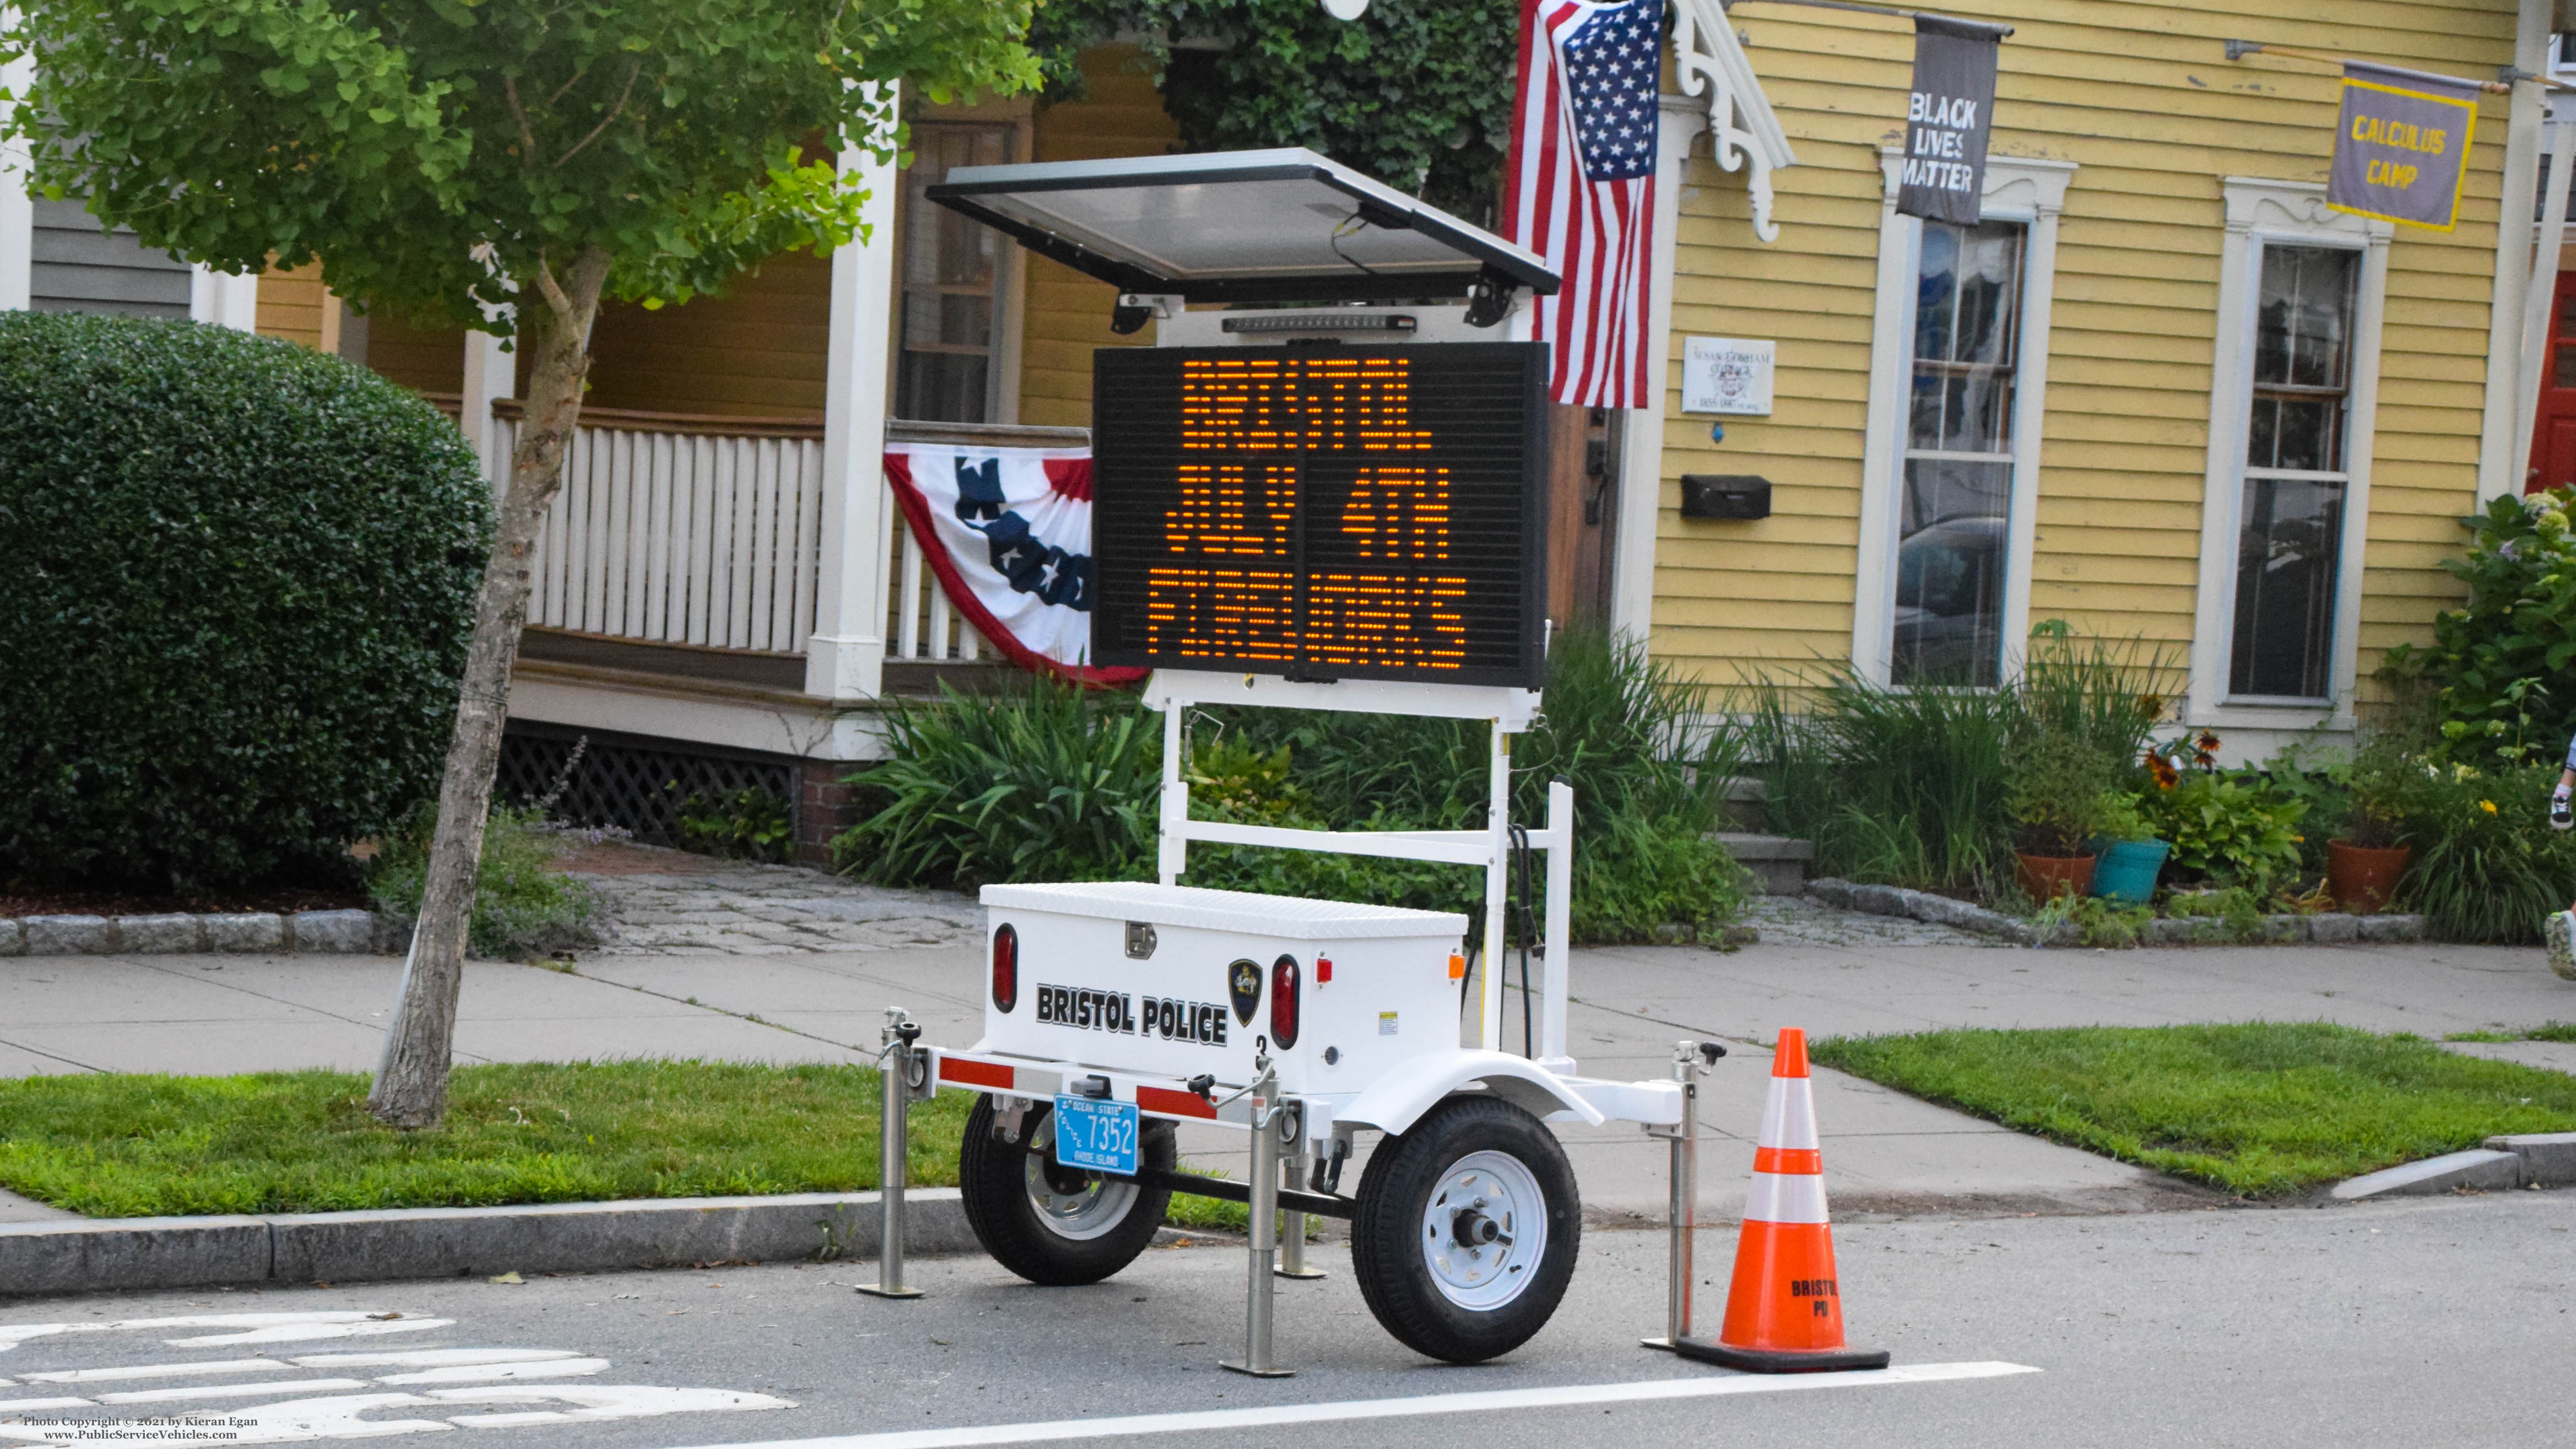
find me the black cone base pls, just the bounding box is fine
[1671,1337,1892,1374]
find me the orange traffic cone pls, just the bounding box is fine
[1677,1028,1890,1373]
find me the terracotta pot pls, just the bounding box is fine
[2015,852,2097,902]
[2327,839,2411,915]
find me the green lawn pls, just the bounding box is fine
[0,1061,1263,1234]
[0,1061,972,1217]
[1810,1023,2576,1197]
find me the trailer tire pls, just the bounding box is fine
[960,1094,1175,1286]
[1349,1094,1581,1364]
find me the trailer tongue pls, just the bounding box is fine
[859,149,1729,1371]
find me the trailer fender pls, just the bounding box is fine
[1327,1051,1605,1139]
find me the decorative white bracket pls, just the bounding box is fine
[1669,0,1799,242]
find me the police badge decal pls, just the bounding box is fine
[1227,958,1263,1026]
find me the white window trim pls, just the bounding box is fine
[2185,177,2391,733]
[1852,152,2074,685]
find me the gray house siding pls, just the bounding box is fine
[29,197,190,319]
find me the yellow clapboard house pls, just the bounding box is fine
[1638,0,2553,760]
[11,16,2564,851]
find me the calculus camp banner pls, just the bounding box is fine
[2328,61,2479,231]
[882,443,1146,686]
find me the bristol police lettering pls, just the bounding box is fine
[1140,995,1230,1046]
[1789,1278,1839,1297]
[1034,983,1137,1035]
[1035,984,1227,1046]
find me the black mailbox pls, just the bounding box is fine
[1680,474,1771,520]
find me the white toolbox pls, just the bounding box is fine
[977,880,1466,1100]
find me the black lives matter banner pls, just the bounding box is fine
[1896,15,2009,226]
[2328,61,2480,231]
[1090,344,1549,688]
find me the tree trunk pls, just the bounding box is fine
[368,247,614,1129]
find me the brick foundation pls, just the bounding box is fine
[795,758,867,867]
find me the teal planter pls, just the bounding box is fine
[2091,839,2171,904]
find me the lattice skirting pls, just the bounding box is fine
[497,720,803,850]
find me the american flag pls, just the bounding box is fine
[1503,0,1663,409]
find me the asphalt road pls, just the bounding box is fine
[3,1192,2570,1449]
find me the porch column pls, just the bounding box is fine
[2475,0,2556,503]
[459,324,513,486]
[1609,96,1708,641]
[0,36,34,310]
[189,268,259,331]
[805,92,901,703]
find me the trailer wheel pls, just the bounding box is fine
[959,1094,1175,1286]
[1349,1094,1580,1364]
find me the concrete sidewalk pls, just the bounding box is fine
[6,928,2571,1225]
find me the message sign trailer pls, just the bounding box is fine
[872,150,1727,1373]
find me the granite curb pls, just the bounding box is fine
[0,1188,972,1296]
[2325,1134,2576,1201]
[0,909,389,958]
[1804,877,2426,948]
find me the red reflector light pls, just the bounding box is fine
[1316,955,1333,985]
[991,923,1019,1013]
[1269,953,1301,1050]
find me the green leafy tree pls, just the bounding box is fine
[1029,0,1519,220]
[4,0,1040,1126]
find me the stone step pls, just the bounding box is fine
[1711,775,1766,831]
[1712,831,1814,895]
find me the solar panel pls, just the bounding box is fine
[924,149,1560,306]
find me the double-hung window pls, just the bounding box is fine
[896,122,1013,423]
[2227,244,2359,701]
[1893,220,2026,687]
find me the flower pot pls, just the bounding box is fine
[2015,851,2096,902]
[2326,839,2410,915]
[2090,839,2171,905]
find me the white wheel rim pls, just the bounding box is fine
[1024,1151,1140,1241]
[1419,1149,1548,1310]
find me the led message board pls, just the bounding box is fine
[1092,343,1548,688]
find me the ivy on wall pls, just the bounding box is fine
[1028,0,1523,223]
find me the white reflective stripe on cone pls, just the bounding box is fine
[1758,1077,1821,1152]
[1744,1171,1831,1225]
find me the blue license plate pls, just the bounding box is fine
[1053,1093,1140,1176]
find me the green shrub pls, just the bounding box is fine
[2406,762,2576,943]
[368,805,604,959]
[1197,628,1749,942]
[2384,488,2576,767]
[2139,769,2306,894]
[1730,668,2017,893]
[835,629,1746,943]
[835,678,1161,888]
[0,315,490,890]
[2006,729,2115,856]
[1731,635,2167,895]
[2341,729,2438,850]
[678,785,793,863]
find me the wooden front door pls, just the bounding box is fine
[2530,271,2576,493]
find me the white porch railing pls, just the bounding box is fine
[504,405,1089,682]
[507,403,826,655]
[887,509,986,664]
